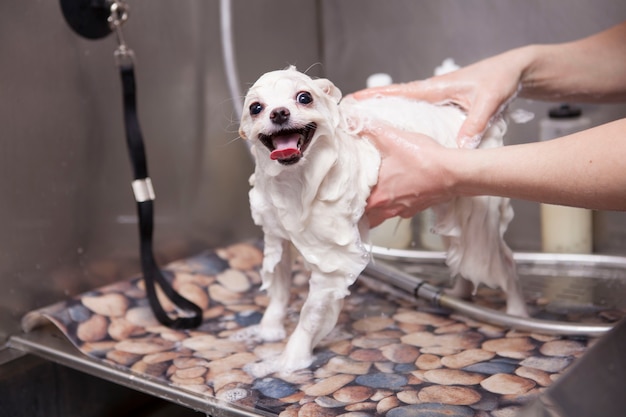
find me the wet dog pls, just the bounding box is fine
[238,66,526,374]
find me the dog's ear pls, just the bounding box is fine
[313,78,342,103]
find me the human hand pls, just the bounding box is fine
[361,122,455,228]
[353,50,526,148]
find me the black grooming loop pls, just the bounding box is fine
[60,0,202,329]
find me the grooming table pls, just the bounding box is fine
[12,241,623,417]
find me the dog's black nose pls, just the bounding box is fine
[270,107,290,125]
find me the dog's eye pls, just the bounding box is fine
[296,92,313,105]
[249,102,264,116]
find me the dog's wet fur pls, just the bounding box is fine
[237,66,526,376]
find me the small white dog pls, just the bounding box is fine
[238,66,526,374]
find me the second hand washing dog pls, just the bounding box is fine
[237,66,527,375]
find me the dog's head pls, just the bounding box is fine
[239,66,342,166]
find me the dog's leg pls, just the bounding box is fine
[436,196,528,317]
[447,276,474,299]
[495,198,529,317]
[499,245,528,317]
[258,236,293,342]
[232,235,291,344]
[278,271,348,372]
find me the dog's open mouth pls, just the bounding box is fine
[259,123,317,165]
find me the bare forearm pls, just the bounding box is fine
[450,119,626,210]
[519,22,626,102]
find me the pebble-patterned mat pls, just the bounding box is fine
[21,241,620,417]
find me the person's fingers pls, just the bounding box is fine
[365,192,396,227]
[367,211,385,228]
[367,206,402,228]
[358,121,397,150]
[349,84,402,100]
[367,203,421,228]
[457,118,486,149]
[456,94,503,148]
[354,81,486,150]
[358,120,386,136]
[353,80,447,102]
[351,83,407,100]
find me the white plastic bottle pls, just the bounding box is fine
[539,104,593,253]
[366,73,413,249]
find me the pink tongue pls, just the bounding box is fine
[270,134,301,160]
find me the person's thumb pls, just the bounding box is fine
[457,120,484,149]
[456,102,496,148]
[358,121,393,147]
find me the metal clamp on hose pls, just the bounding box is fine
[131,178,155,203]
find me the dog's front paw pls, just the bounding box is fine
[259,324,287,342]
[277,351,314,374]
[243,348,285,378]
[244,350,314,379]
[273,337,314,373]
[230,324,263,342]
[244,359,280,379]
[230,323,286,343]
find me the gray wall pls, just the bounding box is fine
[0,0,320,341]
[1,0,625,343]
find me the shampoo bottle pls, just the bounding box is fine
[539,104,593,253]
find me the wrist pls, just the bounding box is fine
[439,147,468,198]
[512,44,545,97]
[444,147,494,199]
